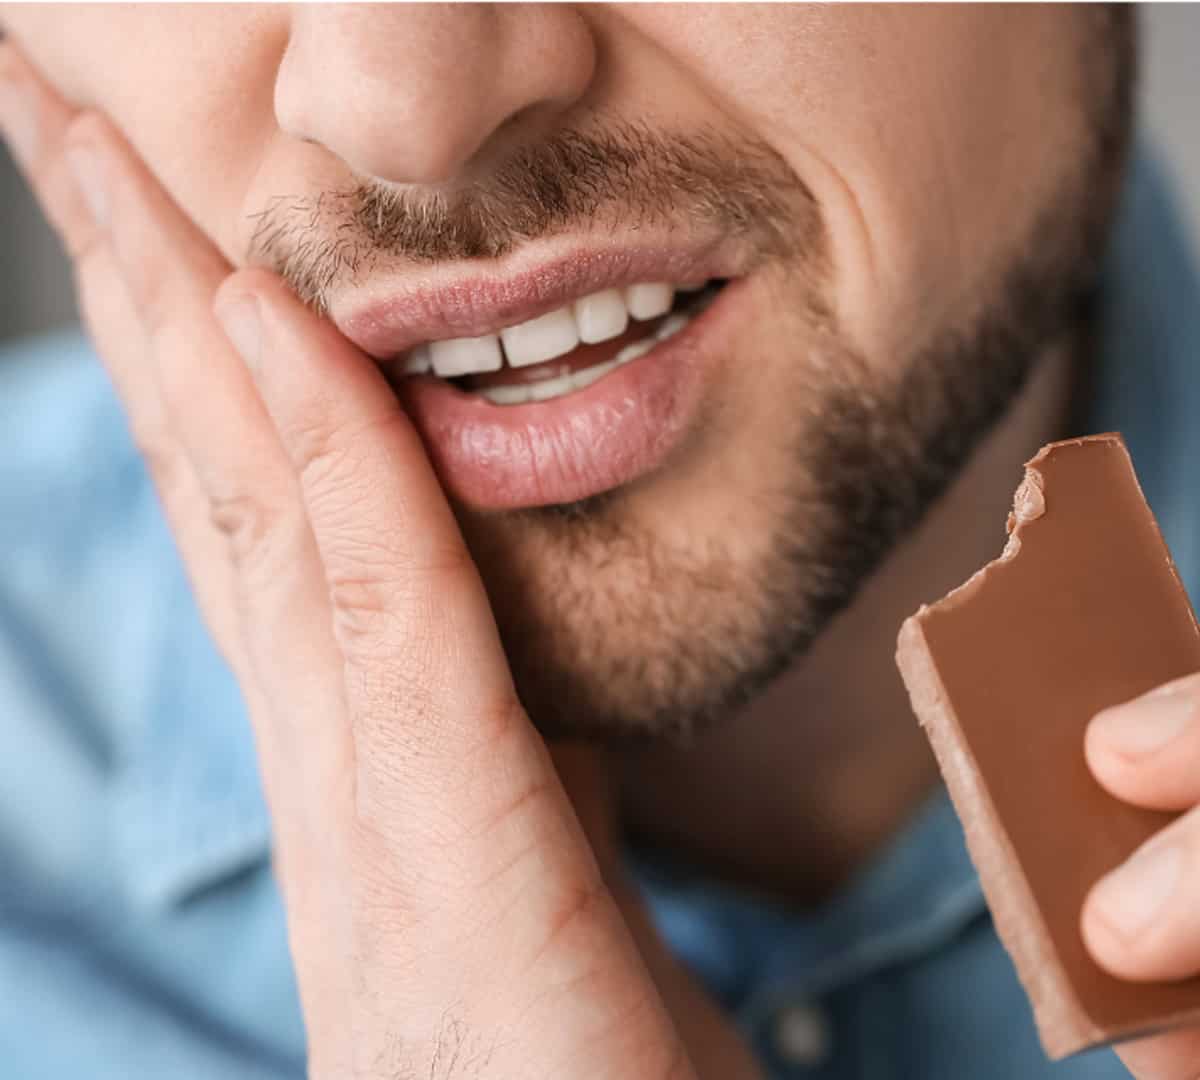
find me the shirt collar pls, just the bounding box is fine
[117,144,1200,922]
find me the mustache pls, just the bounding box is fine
[245,119,820,316]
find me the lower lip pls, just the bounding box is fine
[396,287,736,509]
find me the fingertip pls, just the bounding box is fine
[1079,875,1181,984]
[1081,832,1200,984]
[1084,692,1200,811]
[213,269,293,356]
[1080,881,1143,981]
[1084,710,1135,792]
[219,267,359,362]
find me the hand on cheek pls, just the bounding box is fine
[1083,673,1200,1079]
[0,39,706,1080]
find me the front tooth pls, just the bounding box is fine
[500,307,579,368]
[573,289,629,344]
[430,334,503,377]
[401,343,432,375]
[624,282,674,321]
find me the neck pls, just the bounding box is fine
[619,334,1082,907]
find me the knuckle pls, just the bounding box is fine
[452,699,552,847]
[121,232,172,334]
[312,528,478,642]
[348,853,426,942]
[65,121,167,331]
[72,240,129,327]
[469,694,537,778]
[527,877,612,972]
[289,408,406,511]
[63,110,113,154]
[207,490,285,569]
[56,179,106,263]
[327,570,404,652]
[416,540,479,585]
[52,113,116,243]
[286,402,364,491]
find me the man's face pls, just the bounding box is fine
[2,5,1133,738]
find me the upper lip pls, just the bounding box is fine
[329,235,748,360]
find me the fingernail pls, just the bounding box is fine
[1090,840,1181,940]
[0,64,36,167]
[215,294,262,374]
[64,143,110,227]
[1090,693,1197,757]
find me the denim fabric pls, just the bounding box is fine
[2,148,1195,1078]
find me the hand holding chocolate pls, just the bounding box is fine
[896,433,1200,1059]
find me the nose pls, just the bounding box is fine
[274,4,597,186]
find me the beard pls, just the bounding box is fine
[254,11,1137,743]
[456,14,1137,742]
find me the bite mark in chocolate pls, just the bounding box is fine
[896,433,1200,1059]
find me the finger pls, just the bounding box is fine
[37,66,365,1031]
[212,269,594,892]
[1113,1028,1200,1080]
[550,751,761,1079]
[0,46,353,1023]
[1086,673,1200,811]
[1082,803,1200,981]
[211,276,696,1075]
[7,34,342,847]
[0,42,257,679]
[0,41,93,252]
[61,113,292,663]
[58,96,358,829]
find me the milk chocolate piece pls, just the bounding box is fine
[896,433,1200,1059]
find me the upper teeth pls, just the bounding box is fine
[573,288,628,345]
[428,334,502,377]
[401,281,700,376]
[499,306,579,369]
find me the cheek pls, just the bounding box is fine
[0,5,118,105]
[2,4,285,264]
[625,6,1089,370]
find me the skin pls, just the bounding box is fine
[0,4,1188,1077]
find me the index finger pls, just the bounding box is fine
[214,269,591,881]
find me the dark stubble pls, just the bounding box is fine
[251,9,1136,741]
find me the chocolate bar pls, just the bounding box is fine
[896,433,1200,1058]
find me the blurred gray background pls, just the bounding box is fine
[1,5,1198,346]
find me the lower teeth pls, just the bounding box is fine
[477,307,695,406]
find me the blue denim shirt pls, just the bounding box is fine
[2,150,1196,1078]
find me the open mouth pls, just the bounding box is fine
[382,279,728,406]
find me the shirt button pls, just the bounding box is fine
[772,1002,832,1068]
